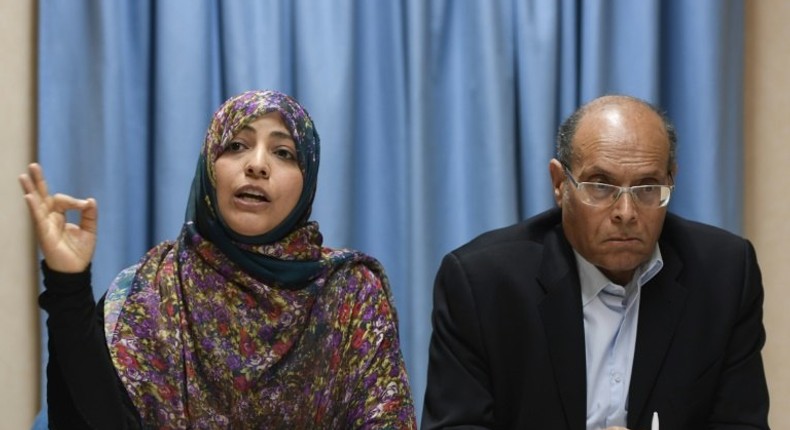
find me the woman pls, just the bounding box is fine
[20,90,416,429]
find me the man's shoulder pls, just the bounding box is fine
[661,212,755,270]
[452,208,562,260]
[662,212,747,247]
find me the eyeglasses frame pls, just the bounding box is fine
[562,165,674,208]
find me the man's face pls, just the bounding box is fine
[549,101,673,285]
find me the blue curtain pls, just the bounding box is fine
[37,0,744,422]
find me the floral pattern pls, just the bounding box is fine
[102,90,416,428]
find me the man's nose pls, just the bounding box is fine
[611,189,637,221]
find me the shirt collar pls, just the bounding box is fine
[577,245,664,307]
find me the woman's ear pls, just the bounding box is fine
[548,159,565,207]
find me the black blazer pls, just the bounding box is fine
[422,208,769,429]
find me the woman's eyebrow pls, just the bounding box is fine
[236,126,292,140]
[236,124,256,135]
[269,130,294,141]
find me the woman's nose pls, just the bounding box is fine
[245,147,269,178]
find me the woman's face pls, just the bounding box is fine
[214,113,304,237]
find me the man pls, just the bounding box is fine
[421,95,769,429]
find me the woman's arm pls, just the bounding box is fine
[39,263,141,429]
[343,264,416,430]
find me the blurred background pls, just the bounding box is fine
[2,1,789,428]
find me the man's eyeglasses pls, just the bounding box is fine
[563,166,674,208]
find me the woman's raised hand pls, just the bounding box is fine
[19,163,97,273]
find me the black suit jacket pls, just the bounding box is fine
[422,208,769,429]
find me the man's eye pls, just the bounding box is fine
[589,183,613,192]
[584,183,615,198]
[636,185,661,195]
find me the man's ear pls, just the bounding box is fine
[549,158,565,207]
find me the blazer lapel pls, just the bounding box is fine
[627,242,686,427]
[538,230,587,430]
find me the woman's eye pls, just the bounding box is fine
[274,148,296,160]
[226,141,246,152]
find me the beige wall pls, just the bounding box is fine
[1,0,787,428]
[0,0,39,428]
[744,1,790,428]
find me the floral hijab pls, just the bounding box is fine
[188,89,325,286]
[102,90,415,428]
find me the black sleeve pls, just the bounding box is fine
[707,241,771,429]
[39,262,141,429]
[421,253,495,430]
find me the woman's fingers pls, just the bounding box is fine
[20,175,52,230]
[19,163,52,222]
[18,163,48,199]
[29,163,50,198]
[20,163,97,242]
[19,163,98,273]
[20,163,92,221]
[51,193,93,213]
[78,198,98,235]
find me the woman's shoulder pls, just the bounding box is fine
[321,248,392,297]
[324,247,387,279]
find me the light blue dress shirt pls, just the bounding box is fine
[576,247,663,430]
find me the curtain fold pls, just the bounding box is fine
[37,0,744,421]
